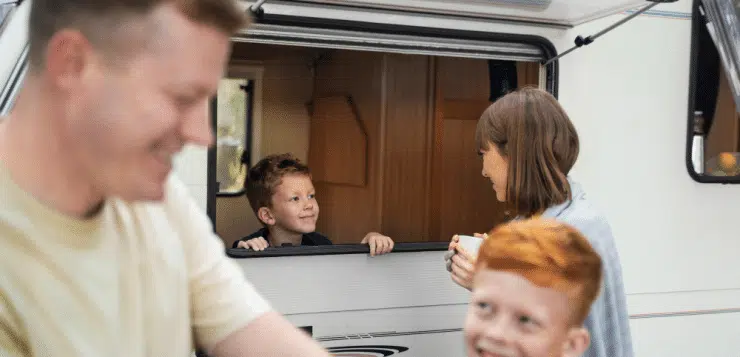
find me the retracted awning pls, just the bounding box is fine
[235,23,546,62]
[264,0,659,27]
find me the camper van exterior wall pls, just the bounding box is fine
[3,0,740,356]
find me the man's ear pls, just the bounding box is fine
[257,207,275,226]
[45,29,95,91]
[561,326,590,357]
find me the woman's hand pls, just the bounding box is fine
[236,237,269,251]
[449,247,476,290]
[446,233,487,290]
[361,232,395,256]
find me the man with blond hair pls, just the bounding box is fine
[0,1,331,356]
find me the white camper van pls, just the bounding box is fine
[2,0,739,356]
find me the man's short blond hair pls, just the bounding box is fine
[28,0,250,70]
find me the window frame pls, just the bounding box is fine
[214,13,559,258]
[685,0,740,184]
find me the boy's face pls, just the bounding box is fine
[265,174,319,234]
[463,269,589,357]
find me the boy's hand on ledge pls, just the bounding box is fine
[236,237,270,251]
[361,232,395,257]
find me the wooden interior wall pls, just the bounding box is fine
[379,54,435,242]
[308,95,369,187]
[428,59,541,242]
[216,47,316,248]
[311,51,384,244]
[217,45,543,246]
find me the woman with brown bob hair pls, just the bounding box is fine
[446,87,634,357]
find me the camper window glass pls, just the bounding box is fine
[0,2,14,31]
[217,42,546,258]
[687,0,740,182]
[215,77,254,196]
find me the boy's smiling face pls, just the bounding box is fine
[463,269,589,357]
[263,173,319,234]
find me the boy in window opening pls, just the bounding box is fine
[233,153,395,256]
[463,218,602,357]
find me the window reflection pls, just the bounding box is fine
[0,3,13,30]
[689,0,740,179]
[216,78,251,195]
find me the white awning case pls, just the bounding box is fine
[236,23,546,62]
[272,0,656,27]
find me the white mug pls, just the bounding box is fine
[457,235,484,257]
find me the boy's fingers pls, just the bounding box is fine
[369,240,376,256]
[377,240,386,255]
[382,238,392,254]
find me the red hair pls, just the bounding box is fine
[475,218,602,325]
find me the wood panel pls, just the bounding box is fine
[437,107,508,240]
[437,58,540,100]
[216,53,315,245]
[312,51,384,244]
[259,60,314,163]
[428,57,529,242]
[441,99,493,121]
[218,51,541,245]
[517,61,541,88]
[437,57,491,100]
[216,195,263,249]
[380,54,434,242]
[436,111,504,240]
[308,95,368,187]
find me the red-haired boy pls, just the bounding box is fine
[463,218,602,357]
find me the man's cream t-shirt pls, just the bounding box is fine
[0,162,271,356]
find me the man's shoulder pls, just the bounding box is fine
[111,174,211,249]
[130,174,202,222]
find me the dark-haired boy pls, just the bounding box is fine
[233,153,395,256]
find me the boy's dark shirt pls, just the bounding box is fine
[232,227,333,248]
